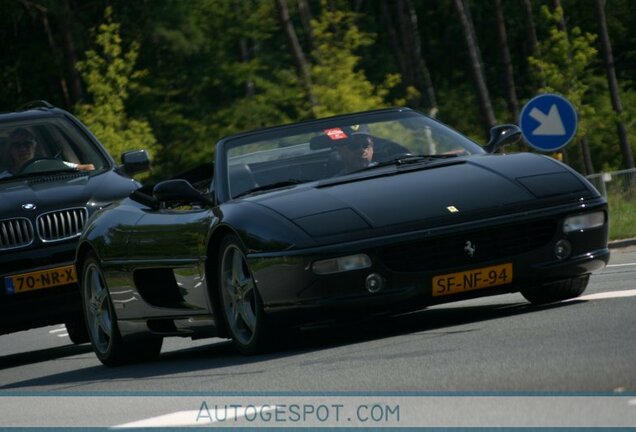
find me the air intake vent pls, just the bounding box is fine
[29,172,86,185]
[380,219,557,273]
[36,207,88,242]
[0,218,34,250]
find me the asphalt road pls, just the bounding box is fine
[1,247,635,427]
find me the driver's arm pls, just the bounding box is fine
[63,161,95,171]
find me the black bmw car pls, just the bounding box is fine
[0,101,149,342]
[76,107,609,366]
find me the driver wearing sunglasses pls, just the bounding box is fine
[1,128,95,178]
[335,132,375,173]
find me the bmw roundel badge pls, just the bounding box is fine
[22,203,36,210]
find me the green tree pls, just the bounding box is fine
[309,2,400,118]
[210,1,308,143]
[528,6,599,173]
[74,7,157,163]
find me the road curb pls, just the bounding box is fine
[609,237,636,249]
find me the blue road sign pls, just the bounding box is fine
[519,93,578,152]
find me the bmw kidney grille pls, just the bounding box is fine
[0,217,35,250]
[36,207,88,242]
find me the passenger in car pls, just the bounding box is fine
[0,128,95,178]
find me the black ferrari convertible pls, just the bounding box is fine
[76,108,609,366]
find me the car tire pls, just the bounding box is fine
[65,318,89,345]
[218,235,270,355]
[521,275,589,305]
[81,253,162,366]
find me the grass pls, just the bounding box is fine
[607,190,636,240]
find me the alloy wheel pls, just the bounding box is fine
[220,243,258,346]
[83,262,114,354]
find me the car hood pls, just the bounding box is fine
[247,153,595,241]
[0,170,139,215]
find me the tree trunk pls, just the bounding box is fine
[380,0,409,86]
[297,0,314,54]
[403,0,437,111]
[275,0,316,114]
[60,0,83,105]
[521,0,546,89]
[395,0,416,87]
[19,0,71,107]
[39,11,72,106]
[234,1,255,97]
[594,0,634,169]
[493,0,519,122]
[521,0,539,57]
[580,136,594,175]
[452,0,496,134]
[380,0,436,113]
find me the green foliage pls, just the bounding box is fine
[526,5,620,173]
[528,6,598,140]
[436,83,484,143]
[584,76,635,171]
[309,3,398,117]
[74,7,158,164]
[3,0,636,187]
[607,189,636,240]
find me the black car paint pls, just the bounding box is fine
[0,106,144,335]
[76,108,609,347]
[80,173,608,339]
[227,152,607,314]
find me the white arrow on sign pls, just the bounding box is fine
[529,104,566,136]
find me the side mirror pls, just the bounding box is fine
[121,150,150,175]
[484,124,521,154]
[153,179,214,206]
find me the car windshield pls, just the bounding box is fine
[222,110,485,199]
[0,117,109,180]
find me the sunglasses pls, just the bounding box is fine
[10,140,36,149]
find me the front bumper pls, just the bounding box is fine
[0,283,82,334]
[248,204,609,325]
[1,242,82,334]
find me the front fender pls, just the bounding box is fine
[77,198,145,262]
[214,201,317,253]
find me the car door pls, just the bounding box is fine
[124,203,216,315]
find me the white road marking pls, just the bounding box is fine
[569,289,636,302]
[114,406,276,428]
[114,411,202,428]
[607,262,636,268]
[49,325,69,338]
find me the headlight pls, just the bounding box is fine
[312,254,372,275]
[563,211,605,233]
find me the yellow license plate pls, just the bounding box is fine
[5,265,77,295]
[432,263,513,297]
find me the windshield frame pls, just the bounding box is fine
[214,108,485,203]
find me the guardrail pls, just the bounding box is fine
[587,168,636,197]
